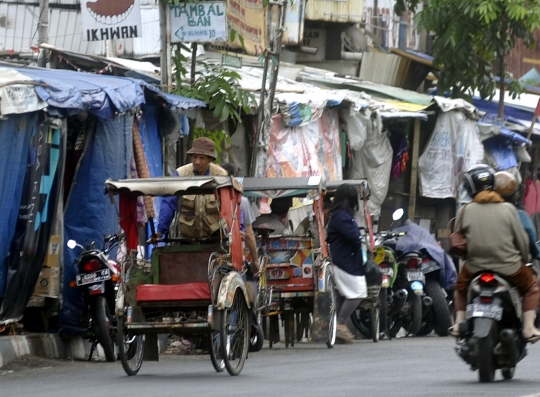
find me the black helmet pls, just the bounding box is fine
[463,164,496,198]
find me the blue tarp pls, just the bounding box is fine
[1,66,206,120]
[393,220,457,290]
[0,113,38,296]
[60,114,133,335]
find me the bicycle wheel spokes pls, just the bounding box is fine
[220,289,249,375]
[117,316,145,376]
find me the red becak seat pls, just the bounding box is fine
[136,283,211,302]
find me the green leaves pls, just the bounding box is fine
[404,0,540,115]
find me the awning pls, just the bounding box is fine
[0,66,206,119]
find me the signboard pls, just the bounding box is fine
[170,2,227,43]
[81,0,142,42]
[226,0,267,55]
[222,53,242,68]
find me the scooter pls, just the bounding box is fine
[455,271,528,382]
[68,233,122,362]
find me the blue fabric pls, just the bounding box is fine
[1,67,206,120]
[326,209,364,276]
[0,113,38,296]
[483,137,518,170]
[518,209,540,259]
[393,220,457,290]
[60,114,132,335]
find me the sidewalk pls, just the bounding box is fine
[0,333,93,368]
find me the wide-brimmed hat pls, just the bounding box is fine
[187,137,216,159]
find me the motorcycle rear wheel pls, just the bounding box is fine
[369,305,380,343]
[379,288,388,337]
[117,316,145,376]
[402,294,422,336]
[478,326,497,382]
[425,279,453,337]
[95,296,116,362]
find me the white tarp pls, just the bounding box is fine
[418,111,484,199]
[0,68,47,115]
[343,108,392,216]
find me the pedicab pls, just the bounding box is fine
[105,176,251,376]
[325,180,381,342]
[240,176,337,348]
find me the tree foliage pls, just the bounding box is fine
[395,0,540,108]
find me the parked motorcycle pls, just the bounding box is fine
[455,271,528,382]
[386,247,429,337]
[68,233,122,362]
[416,250,453,336]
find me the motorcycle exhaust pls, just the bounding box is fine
[388,289,408,316]
[499,328,519,368]
[422,296,433,308]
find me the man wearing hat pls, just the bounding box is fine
[155,137,228,239]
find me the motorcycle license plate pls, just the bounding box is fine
[76,269,110,286]
[407,271,424,282]
[380,267,394,277]
[466,303,503,321]
[421,261,440,273]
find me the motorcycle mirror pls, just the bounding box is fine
[392,208,404,221]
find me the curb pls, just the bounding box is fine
[0,334,93,368]
[0,333,169,368]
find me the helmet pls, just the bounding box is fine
[494,171,518,199]
[463,164,496,198]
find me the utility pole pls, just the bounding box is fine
[249,1,287,178]
[37,0,49,67]
[159,1,172,93]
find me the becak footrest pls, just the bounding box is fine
[136,283,211,302]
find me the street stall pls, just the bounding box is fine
[0,65,205,335]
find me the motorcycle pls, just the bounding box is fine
[386,247,429,337]
[68,233,122,362]
[455,271,528,382]
[416,249,454,336]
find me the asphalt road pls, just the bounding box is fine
[3,336,540,397]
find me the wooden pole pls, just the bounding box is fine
[407,118,421,221]
[159,2,172,93]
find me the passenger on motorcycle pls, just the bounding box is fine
[451,164,540,342]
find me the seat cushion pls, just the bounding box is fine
[136,283,211,302]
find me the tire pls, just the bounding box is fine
[326,272,337,348]
[350,309,371,338]
[379,288,388,337]
[478,323,497,382]
[94,296,116,362]
[416,313,434,337]
[209,331,225,372]
[249,324,264,352]
[402,293,422,336]
[220,289,250,376]
[502,367,515,380]
[388,319,402,338]
[370,305,380,343]
[117,316,145,376]
[426,279,453,337]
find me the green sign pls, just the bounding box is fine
[221,54,242,69]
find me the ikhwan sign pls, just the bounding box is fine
[170,2,227,43]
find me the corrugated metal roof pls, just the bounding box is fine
[304,0,364,23]
[0,3,160,58]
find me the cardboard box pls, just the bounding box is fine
[44,235,60,268]
[33,267,60,298]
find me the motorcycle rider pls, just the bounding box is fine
[450,164,540,342]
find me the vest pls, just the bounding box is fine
[176,163,227,238]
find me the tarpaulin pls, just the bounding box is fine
[393,220,457,290]
[60,114,132,335]
[264,109,342,181]
[418,111,484,199]
[0,113,38,298]
[1,119,66,324]
[0,66,206,120]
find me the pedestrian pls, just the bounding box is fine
[326,183,367,344]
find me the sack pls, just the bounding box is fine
[449,231,467,257]
[364,258,382,286]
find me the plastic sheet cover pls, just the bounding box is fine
[60,114,132,335]
[418,111,484,199]
[264,109,342,181]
